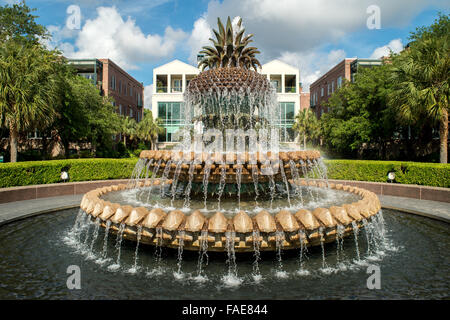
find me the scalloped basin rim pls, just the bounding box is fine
[80,179,381,252]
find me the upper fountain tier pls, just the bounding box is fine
[186,67,272,95]
[184,67,277,130]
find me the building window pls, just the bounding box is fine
[172,79,182,92]
[331,81,335,93]
[130,108,133,118]
[119,80,122,94]
[321,87,324,97]
[27,128,42,139]
[158,102,182,142]
[274,102,295,142]
[337,76,342,89]
[129,86,133,97]
[110,75,116,90]
[119,104,122,115]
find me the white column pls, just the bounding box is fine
[182,74,186,93]
[168,74,171,93]
[281,74,285,93]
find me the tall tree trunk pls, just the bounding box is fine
[303,134,307,150]
[439,108,448,163]
[9,123,18,163]
[123,135,127,147]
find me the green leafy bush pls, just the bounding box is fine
[0,158,138,188]
[0,159,448,189]
[323,160,450,188]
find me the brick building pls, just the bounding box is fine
[68,58,144,122]
[299,85,310,111]
[310,58,382,118]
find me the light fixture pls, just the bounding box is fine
[61,170,69,182]
[387,171,395,183]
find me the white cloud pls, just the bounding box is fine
[185,0,443,90]
[51,6,187,70]
[197,0,434,59]
[144,84,153,109]
[187,17,213,64]
[370,39,404,59]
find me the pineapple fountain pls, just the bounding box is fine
[76,17,384,279]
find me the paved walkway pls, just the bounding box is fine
[0,194,448,226]
[379,195,450,223]
[0,194,82,226]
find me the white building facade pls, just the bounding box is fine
[151,59,301,146]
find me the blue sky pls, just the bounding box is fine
[2,0,448,107]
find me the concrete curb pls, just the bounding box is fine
[1,179,449,204]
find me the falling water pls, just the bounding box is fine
[289,160,303,205]
[236,166,242,210]
[252,230,261,279]
[196,230,209,280]
[159,160,173,198]
[71,209,85,233]
[170,160,183,207]
[89,218,101,254]
[316,158,329,188]
[267,165,276,210]
[108,223,125,271]
[183,162,196,209]
[216,166,226,210]
[336,224,345,264]
[319,227,327,269]
[101,220,112,259]
[251,165,259,205]
[300,160,316,202]
[275,230,288,278]
[155,227,163,262]
[362,219,372,254]
[202,162,212,210]
[146,159,162,204]
[279,161,291,207]
[225,231,237,277]
[351,221,361,261]
[129,226,142,273]
[175,230,185,277]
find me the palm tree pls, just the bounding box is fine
[120,116,137,148]
[0,41,59,162]
[292,109,321,149]
[389,14,449,163]
[198,16,262,71]
[137,110,164,150]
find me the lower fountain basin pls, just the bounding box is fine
[0,208,448,299]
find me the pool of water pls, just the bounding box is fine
[102,185,361,218]
[0,208,448,299]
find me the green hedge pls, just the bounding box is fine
[323,160,450,188]
[0,158,138,188]
[0,158,448,189]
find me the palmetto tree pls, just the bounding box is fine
[137,110,164,150]
[120,115,137,148]
[0,41,59,162]
[389,14,449,163]
[198,16,262,71]
[293,109,321,149]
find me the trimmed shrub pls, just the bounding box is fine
[323,160,450,188]
[0,158,448,188]
[0,158,138,188]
